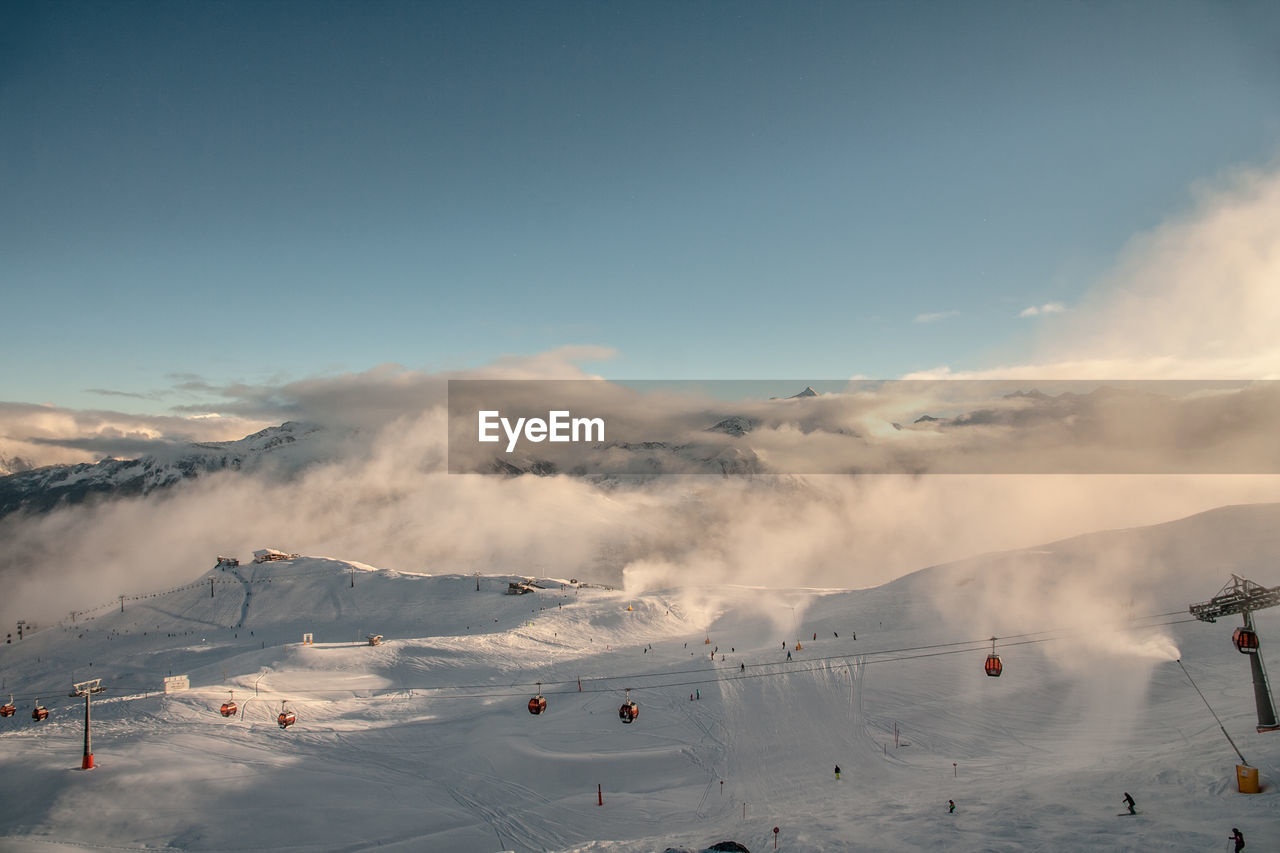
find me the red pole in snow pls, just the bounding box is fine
[81,692,93,770]
[953,762,957,777]
[773,826,779,849]
[597,783,602,806]
[578,677,582,692]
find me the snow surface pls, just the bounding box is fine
[1,539,1278,852]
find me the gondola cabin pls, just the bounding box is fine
[984,637,1003,677]
[277,701,296,728]
[529,682,547,715]
[0,695,15,717]
[618,688,639,723]
[220,701,238,717]
[1228,625,1259,650]
[32,700,48,722]
[1233,627,1260,654]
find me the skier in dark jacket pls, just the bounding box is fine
[834,765,841,780]
[1230,828,1245,851]
[1122,792,1135,815]
[948,799,955,813]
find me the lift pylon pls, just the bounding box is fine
[1190,575,1280,733]
[71,679,105,769]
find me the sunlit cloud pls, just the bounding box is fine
[919,162,1280,379]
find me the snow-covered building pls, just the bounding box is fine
[252,548,295,564]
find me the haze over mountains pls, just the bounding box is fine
[6,380,1280,640]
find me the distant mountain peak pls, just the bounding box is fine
[708,416,755,437]
[771,386,820,400]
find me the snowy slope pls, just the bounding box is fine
[1,524,1278,852]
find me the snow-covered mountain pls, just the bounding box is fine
[1,505,1278,851]
[0,422,324,519]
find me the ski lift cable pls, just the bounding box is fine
[15,619,1198,704]
[1,617,1200,703]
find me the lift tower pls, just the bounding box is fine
[70,679,105,769]
[1189,575,1280,733]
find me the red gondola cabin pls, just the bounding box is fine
[0,696,15,717]
[528,694,547,715]
[220,701,238,717]
[984,637,1003,677]
[32,702,48,722]
[1233,627,1260,654]
[619,700,639,723]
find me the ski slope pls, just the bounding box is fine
[1,524,1278,852]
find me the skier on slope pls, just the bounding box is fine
[948,800,955,813]
[1230,828,1245,851]
[1121,792,1136,815]
[834,764,841,780]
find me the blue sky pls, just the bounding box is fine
[3,0,1279,413]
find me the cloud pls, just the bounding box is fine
[26,432,188,458]
[7,367,1280,629]
[1019,302,1066,317]
[166,348,614,425]
[84,388,161,400]
[914,310,959,323]
[1,348,616,469]
[0,402,273,468]
[926,162,1280,379]
[7,388,1280,633]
